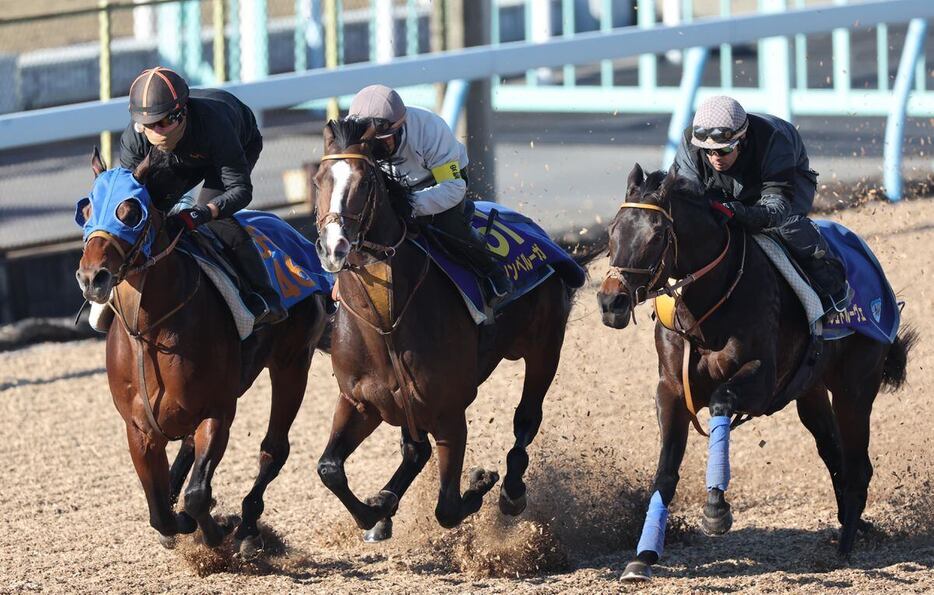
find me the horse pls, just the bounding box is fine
[74,148,329,556]
[596,164,917,580]
[311,118,601,541]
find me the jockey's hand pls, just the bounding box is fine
[722,201,747,222]
[166,205,212,237]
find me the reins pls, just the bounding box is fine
[317,151,428,441]
[607,200,748,436]
[84,218,196,442]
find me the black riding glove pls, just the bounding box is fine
[166,205,212,238]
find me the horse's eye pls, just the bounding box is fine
[116,199,143,227]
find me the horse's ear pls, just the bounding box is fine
[133,151,152,184]
[658,165,681,202]
[323,120,337,149]
[626,163,644,195]
[361,123,378,141]
[91,146,107,177]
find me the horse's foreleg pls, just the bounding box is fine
[125,423,184,548]
[499,345,561,517]
[235,354,310,556]
[434,414,499,529]
[796,384,846,527]
[621,378,691,581]
[184,416,232,547]
[317,396,385,530]
[701,359,764,537]
[363,427,432,542]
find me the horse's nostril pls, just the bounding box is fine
[611,293,630,311]
[92,268,113,289]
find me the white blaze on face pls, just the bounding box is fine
[324,160,352,258]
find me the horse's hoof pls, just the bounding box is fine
[363,518,393,543]
[158,533,177,550]
[238,534,264,560]
[175,511,197,534]
[468,468,500,494]
[620,560,652,581]
[701,507,733,536]
[498,485,527,516]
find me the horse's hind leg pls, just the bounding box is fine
[125,423,185,548]
[317,397,388,531]
[184,415,233,547]
[434,413,499,529]
[499,339,562,516]
[363,427,432,542]
[235,352,311,556]
[829,367,883,557]
[796,384,847,528]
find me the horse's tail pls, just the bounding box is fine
[881,324,919,392]
[564,237,608,299]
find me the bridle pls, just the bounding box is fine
[317,153,407,258]
[605,200,744,336]
[82,209,197,442]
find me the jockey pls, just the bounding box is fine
[119,66,286,326]
[347,84,513,303]
[673,95,850,313]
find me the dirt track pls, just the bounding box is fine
[1,198,933,594]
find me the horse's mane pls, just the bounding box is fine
[639,168,708,211]
[330,117,414,221]
[138,148,189,213]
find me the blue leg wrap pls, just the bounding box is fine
[706,415,731,492]
[636,490,669,557]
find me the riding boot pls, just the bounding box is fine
[424,201,514,306]
[206,217,288,327]
[774,215,849,314]
[230,238,289,327]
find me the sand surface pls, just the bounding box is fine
[1,198,932,594]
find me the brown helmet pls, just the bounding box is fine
[128,67,189,125]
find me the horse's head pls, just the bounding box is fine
[597,164,682,329]
[313,118,381,272]
[75,148,158,303]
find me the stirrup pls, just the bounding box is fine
[246,293,288,327]
[829,282,853,313]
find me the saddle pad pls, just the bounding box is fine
[752,233,825,330]
[816,220,900,344]
[178,248,255,340]
[234,210,335,309]
[415,202,585,325]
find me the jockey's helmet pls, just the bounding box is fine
[128,67,190,126]
[349,84,407,138]
[691,95,748,150]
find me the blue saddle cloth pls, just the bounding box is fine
[416,201,586,323]
[816,220,900,344]
[185,211,333,310]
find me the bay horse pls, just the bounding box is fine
[312,118,600,541]
[75,149,328,556]
[597,165,917,580]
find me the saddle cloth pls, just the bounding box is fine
[753,221,900,344]
[416,201,586,325]
[180,210,334,340]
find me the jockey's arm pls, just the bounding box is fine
[407,110,469,217]
[672,129,703,186]
[728,141,796,231]
[207,134,254,219]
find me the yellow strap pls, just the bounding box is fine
[430,160,462,183]
[682,343,708,437]
[618,201,673,223]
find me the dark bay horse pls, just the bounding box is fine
[597,165,917,580]
[75,149,328,556]
[312,118,600,541]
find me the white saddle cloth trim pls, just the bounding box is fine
[752,234,824,329]
[188,254,255,340]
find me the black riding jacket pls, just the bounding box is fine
[119,88,262,218]
[672,113,819,230]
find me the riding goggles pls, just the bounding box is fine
[693,123,745,144]
[704,140,741,156]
